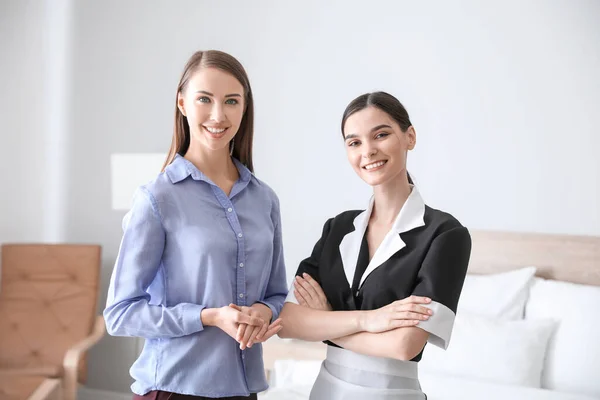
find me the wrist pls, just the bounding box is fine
[356,310,369,331]
[253,302,273,322]
[201,308,219,327]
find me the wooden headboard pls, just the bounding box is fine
[469,230,600,286]
[262,230,600,373]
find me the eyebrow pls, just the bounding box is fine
[195,90,242,98]
[345,124,393,140]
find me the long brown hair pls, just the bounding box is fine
[341,91,414,184]
[162,50,254,172]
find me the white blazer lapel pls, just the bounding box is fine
[339,199,372,287]
[359,232,405,287]
[358,186,426,288]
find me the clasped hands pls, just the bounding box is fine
[214,302,283,350]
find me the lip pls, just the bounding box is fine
[362,160,388,171]
[202,125,229,139]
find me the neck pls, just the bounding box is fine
[371,175,412,226]
[184,141,237,181]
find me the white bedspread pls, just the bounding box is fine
[258,370,598,400]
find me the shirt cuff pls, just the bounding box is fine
[284,282,299,305]
[417,301,456,350]
[256,300,277,322]
[180,303,206,335]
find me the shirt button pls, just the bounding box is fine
[239,263,244,268]
[239,293,244,298]
[238,233,243,238]
[227,207,233,212]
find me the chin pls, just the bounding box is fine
[357,174,384,187]
[359,170,402,187]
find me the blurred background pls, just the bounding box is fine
[1,0,598,399]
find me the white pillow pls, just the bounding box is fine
[525,278,600,398]
[419,312,556,388]
[458,266,537,319]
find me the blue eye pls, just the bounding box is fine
[225,98,239,105]
[197,96,211,103]
[375,132,389,139]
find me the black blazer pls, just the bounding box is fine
[287,188,472,361]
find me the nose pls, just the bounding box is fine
[210,103,226,122]
[362,142,377,159]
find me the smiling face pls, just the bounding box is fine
[343,106,416,187]
[177,67,245,153]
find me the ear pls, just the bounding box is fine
[406,126,416,150]
[177,92,186,117]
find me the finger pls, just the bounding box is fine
[236,312,263,326]
[229,303,243,311]
[297,275,320,300]
[396,311,430,321]
[260,322,284,342]
[303,273,328,303]
[294,280,314,303]
[239,324,255,350]
[253,319,270,343]
[398,296,431,305]
[247,324,265,348]
[294,277,314,300]
[390,319,420,329]
[236,323,247,343]
[262,325,284,341]
[257,318,283,342]
[397,304,433,315]
[241,323,259,350]
[266,318,283,331]
[295,290,308,306]
[302,273,324,293]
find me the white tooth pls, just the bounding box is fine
[366,161,385,169]
[206,127,225,133]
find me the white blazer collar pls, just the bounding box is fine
[339,185,426,288]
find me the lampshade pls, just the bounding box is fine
[110,153,165,210]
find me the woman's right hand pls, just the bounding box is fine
[359,296,434,333]
[205,305,264,341]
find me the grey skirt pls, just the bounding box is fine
[309,346,426,400]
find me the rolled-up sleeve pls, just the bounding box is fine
[412,226,471,349]
[103,186,205,339]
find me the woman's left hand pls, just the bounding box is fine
[231,303,283,349]
[294,273,332,311]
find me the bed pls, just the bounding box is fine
[259,230,600,400]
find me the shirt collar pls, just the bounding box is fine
[353,185,426,234]
[165,154,256,185]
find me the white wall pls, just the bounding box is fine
[2,0,599,395]
[0,0,47,243]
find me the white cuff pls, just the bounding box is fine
[284,282,299,304]
[418,301,456,349]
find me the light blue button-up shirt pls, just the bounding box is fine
[104,155,288,397]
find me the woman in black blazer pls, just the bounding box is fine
[277,92,472,399]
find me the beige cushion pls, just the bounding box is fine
[0,375,48,400]
[0,244,101,383]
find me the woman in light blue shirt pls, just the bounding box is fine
[104,50,288,400]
